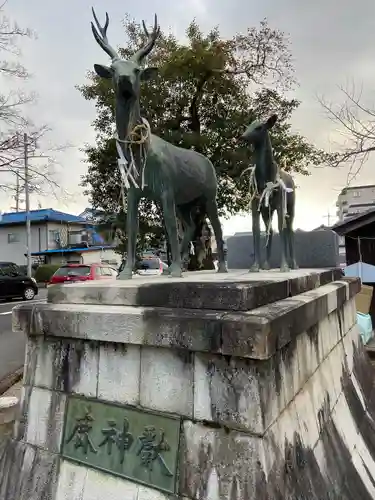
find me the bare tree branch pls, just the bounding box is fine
[318,81,375,181]
[0,4,68,205]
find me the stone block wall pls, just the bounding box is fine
[1,269,373,499]
[227,230,340,269]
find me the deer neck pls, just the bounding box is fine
[253,134,277,190]
[115,97,143,147]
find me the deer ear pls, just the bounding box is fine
[94,64,112,79]
[140,67,158,82]
[266,114,278,129]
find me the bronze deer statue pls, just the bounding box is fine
[91,9,227,279]
[241,114,298,272]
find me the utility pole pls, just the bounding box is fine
[15,172,20,211]
[323,210,334,227]
[24,132,32,278]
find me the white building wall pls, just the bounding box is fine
[48,249,120,267]
[83,249,120,265]
[336,185,375,221]
[0,224,48,265]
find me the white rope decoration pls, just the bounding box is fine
[115,118,151,192]
[242,159,294,244]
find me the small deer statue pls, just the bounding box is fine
[241,114,298,272]
[91,9,227,279]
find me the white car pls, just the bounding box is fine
[135,257,169,276]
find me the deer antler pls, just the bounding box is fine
[91,7,119,60]
[132,14,160,63]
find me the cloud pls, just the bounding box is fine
[1,0,375,231]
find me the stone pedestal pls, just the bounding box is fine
[2,268,374,499]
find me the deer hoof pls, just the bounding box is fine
[262,261,271,270]
[280,264,290,273]
[249,264,260,273]
[217,263,228,273]
[169,264,183,278]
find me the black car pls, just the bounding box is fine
[0,262,38,301]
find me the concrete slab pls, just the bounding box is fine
[47,268,344,310]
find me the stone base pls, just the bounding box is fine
[3,269,375,499]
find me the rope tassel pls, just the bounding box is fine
[115,119,151,203]
[244,164,294,244]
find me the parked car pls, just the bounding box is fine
[0,262,38,301]
[49,263,118,285]
[135,257,169,276]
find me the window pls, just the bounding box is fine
[53,265,91,277]
[0,263,20,276]
[136,258,161,270]
[7,233,19,244]
[352,191,361,198]
[100,266,113,276]
[49,230,60,243]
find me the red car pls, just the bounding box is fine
[49,263,118,285]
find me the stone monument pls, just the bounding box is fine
[240,114,297,272]
[1,268,374,498]
[91,9,227,279]
[0,9,373,500]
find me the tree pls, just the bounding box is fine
[319,83,375,184]
[0,4,61,204]
[79,16,329,251]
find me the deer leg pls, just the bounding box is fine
[262,207,273,270]
[250,200,261,272]
[161,194,182,277]
[118,188,139,280]
[205,198,227,273]
[179,207,196,271]
[277,206,289,273]
[286,195,298,269]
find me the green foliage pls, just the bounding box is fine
[34,264,60,283]
[78,16,329,243]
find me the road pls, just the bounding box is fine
[0,289,47,381]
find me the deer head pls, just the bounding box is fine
[91,8,160,102]
[241,114,278,146]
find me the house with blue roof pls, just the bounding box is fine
[0,208,120,267]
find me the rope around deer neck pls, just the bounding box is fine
[242,164,293,245]
[115,121,150,192]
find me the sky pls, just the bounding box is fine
[2,0,375,236]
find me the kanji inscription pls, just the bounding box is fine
[62,397,180,494]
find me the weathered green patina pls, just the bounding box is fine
[62,396,180,493]
[90,8,227,279]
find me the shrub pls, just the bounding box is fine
[34,264,61,283]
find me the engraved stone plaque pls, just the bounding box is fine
[61,396,181,494]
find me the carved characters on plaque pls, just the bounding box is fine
[65,407,98,455]
[137,426,173,476]
[62,397,180,494]
[99,418,134,464]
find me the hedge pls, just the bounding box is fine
[34,264,61,283]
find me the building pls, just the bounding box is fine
[332,207,375,271]
[31,246,120,267]
[79,207,108,223]
[336,184,375,221]
[0,208,120,267]
[332,208,375,324]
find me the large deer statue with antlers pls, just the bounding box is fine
[90,8,227,279]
